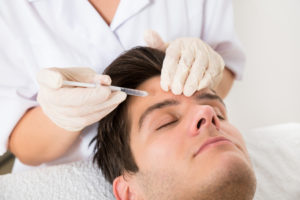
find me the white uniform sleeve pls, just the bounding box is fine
[202,0,245,80]
[0,8,39,155]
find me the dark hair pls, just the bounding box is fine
[92,47,165,184]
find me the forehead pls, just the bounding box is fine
[127,76,214,118]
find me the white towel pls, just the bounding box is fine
[0,159,114,200]
[0,123,299,200]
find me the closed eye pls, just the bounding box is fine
[156,120,178,131]
[217,115,225,120]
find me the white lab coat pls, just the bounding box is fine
[0,0,245,172]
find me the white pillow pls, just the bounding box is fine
[244,123,300,200]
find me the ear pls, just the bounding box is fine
[113,176,137,200]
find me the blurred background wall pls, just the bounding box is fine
[226,0,300,131]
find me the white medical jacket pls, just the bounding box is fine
[0,0,245,172]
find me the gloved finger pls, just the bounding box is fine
[62,105,119,131]
[38,91,126,131]
[200,64,223,90]
[183,55,208,96]
[38,94,88,131]
[144,30,169,51]
[170,49,194,95]
[71,91,127,117]
[197,48,224,90]
[52,67,97,83]
[39,85,112,106]
[209,50,225,79]
[82,104,119,126]
[66,92,126,128]
[94,91,127,112]
[50,113,89,132]
[37,67,98,89]
[198,72,213,91]
[93,74,112,86]
[37,68,64,89]
[37,98,75,130]
[48,101,118,129]
[46,91,126,118]
[161,44,181,91]
[37,92,80,120]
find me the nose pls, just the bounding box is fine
[187,105,221,137]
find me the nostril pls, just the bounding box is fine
[197,118,206,129]
[212,117,216,125]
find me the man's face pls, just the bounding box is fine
[123,76,256,200]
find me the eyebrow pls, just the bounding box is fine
[138,92,225,130]
[195,93,225,106]
[138,100,179,130]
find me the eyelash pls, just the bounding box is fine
[157,114,224,130]
[217,115,225,120]
[156,120,178,131]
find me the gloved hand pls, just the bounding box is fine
[144,30,225,96]
[36,67,127,132]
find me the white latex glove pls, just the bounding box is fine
[144,30,225,96]
[36,67,127,132]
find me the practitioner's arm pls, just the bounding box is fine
[9,67,127,166]
[9,106,81,166]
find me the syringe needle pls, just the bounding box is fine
[62,80,148,97]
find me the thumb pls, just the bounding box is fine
[37,68,63,89]
[37,67,98,89]
[53,67,97,83]
[144,29,168,51]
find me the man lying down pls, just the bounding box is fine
[92,47,257,200]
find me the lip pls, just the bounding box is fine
[193,136,233,157]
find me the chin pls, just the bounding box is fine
[210,151,256,200]
[191,151,257,200]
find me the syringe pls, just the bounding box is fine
[62,80,148,97]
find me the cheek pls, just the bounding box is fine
[220,122,250,159]
[221,122,244,143]
[132,131,185,171]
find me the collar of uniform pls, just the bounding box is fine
[110,0,151,31]
[26,0,152,31]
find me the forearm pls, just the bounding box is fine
[8,106,81,166]
[214,67,235,99]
